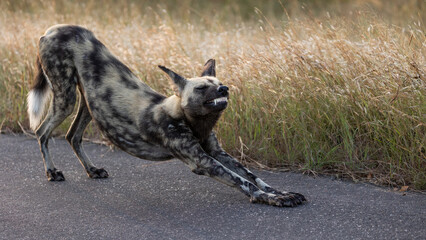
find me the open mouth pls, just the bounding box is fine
[205,97,228,106]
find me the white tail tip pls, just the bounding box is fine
[27,88,51,131]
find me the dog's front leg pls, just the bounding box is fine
[201,132,306,204]
[165,136,303,207]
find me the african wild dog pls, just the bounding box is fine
[27,24,306,207]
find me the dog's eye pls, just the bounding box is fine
[195,85,208,90]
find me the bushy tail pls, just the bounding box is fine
[27,56,52,131]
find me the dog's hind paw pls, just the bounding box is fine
[87,167,109,179]
[250,191,306,207]
[46,168,65,181]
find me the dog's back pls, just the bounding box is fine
[29,24,166,153]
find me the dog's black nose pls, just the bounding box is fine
[217,85,229,95]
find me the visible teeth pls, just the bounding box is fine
[213,97,228,105]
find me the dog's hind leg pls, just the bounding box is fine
[34,77,77,181]
[28,47,78,181]
[66,92,108,179]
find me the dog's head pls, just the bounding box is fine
[159,59,229,118]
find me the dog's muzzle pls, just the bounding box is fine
[204,85,229,108]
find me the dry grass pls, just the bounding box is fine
[0,0,425,189]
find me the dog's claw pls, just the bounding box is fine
[289,192,307,202]
[87,167,109,179]
[46,168,65,181]
[251,191,306,207]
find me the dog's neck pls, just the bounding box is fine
[161,95,221,141]
[161,95,184,119]
[184,113,221,141]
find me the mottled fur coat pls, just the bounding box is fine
[27,25,305,207]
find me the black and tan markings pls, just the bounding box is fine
[27,24,305,207]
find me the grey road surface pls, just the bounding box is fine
[0,134,425,240]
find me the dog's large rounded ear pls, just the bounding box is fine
[201,59,216,77]
[158,65,187,94]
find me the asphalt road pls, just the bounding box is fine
[0,134,425,240]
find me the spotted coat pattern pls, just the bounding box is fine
[27,25,306,207]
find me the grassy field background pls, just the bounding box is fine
[0,0,425,189]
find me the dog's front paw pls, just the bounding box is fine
[276,191,307,203]
[46,168,65,181]
[87,167,109,179]
[250,191,306,207]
